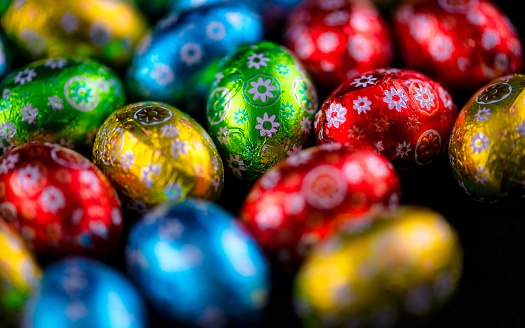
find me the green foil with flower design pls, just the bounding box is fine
[0,56,125,155]
[206,41,318,181]
[449,74,525,203]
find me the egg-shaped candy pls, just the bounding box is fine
[284,0,393,93]
[1,0,149,67]
[127,3,263,118]
[0,32,13,79]
[240,143,400,265]
[206,41,318,181]
[294,206,463,328]
[0,221,41,326]
[22,256,147,328]
[0,142,123,257]
[126,199,270,327]
[449,74,525,203]
[392,0,523,93]
[315,68,458,171]
[93,101,224,214]
[0,57,125,156]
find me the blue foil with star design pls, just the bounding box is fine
[126,3,263,120]
[21,256,147,328]
[125,198,270,327]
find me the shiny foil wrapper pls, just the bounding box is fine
[449,74,525,203]
[240,143,401,265]
[315,68,458,170]
[284,0,393,92]
[0,56,126,156]
[206,41,318,181]
[0,142,123,257]
[0,221,41,326]
[1,0,149,67]
[0,33,13,79]
[126,199,270,326]
[22,256,147,328]
[127,3,263,117]
[294,206,463,328]
[393,0,523,93]
[93,101,224,214]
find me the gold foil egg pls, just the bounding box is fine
[293,206,463,328]
[92,101,224,213]
[1,0,149,67]
[0,220,41,325]
[449,74,525,203]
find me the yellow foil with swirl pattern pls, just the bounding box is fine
[1,0,149,67]
[92,101,224,213]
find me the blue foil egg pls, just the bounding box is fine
[0,32,13,79]
[126,3,263,119]
[126,199,270,327]
[21,257,147,328]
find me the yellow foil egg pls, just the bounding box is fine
[0,220,41,325]
[293,206,463,328]
[92,101,224,213]
[1,0,149,67]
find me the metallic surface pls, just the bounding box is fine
[240,143,401,265]
[0,142,123,257]
[294,206,463,328]
[93,101,224,214]
[206,41,318,181]
[126,199,270,327]
[315,68,458,171]
[0,56,126,156]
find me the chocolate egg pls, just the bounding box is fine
[0,142,123,257]
[240,143,401,265]
[22,256,147,328]
[126,199,270,327]
[0,221,41,326]
[1,0,149,67]
[449,73,525,203]
[206,41,318,181]
[294,206,463,328]
[126,3,263,117]
[0,56,125,156]
[93,101,224,214]
[315,68,458,170]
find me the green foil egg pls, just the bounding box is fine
[206,41,318,181]
[0,57,125,155]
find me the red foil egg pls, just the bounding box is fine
[283,0,393,93]
[0,142,123,257]
[315,68,458,170]
[240,143,400,265]
[392,0,523,93]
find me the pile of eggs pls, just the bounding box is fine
[0,0,523,327]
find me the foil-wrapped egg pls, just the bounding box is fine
[92,101,224,214]
[126,3,263,118]
[284,0,393,93]
[294,206,463,328]
[22,256,147,328]
[0,32,13,79]
[0,220,41,326]
[0,56,126,156]
[392,0,523,93]
[449,74,525,203]
[126,199,270,327]
[315,68,458,171]
[240,143,400,265]
[206,41,318,181]
[0,142,123,257]
[0,0,149,67]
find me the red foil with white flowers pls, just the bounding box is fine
[393,0,523,93]
[0,142,123,257]
[239,143,400,265]
[283,0,393,92]
[315,68,458,170]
